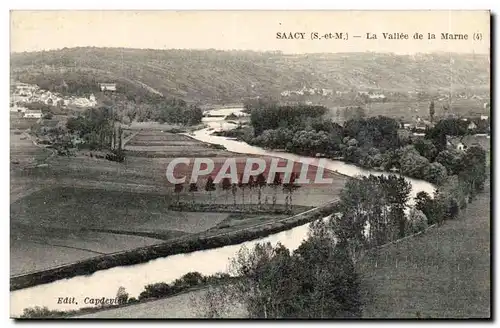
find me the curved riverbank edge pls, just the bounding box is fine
[10,201,339,292]
[58,211,444,319]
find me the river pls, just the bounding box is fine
[10,107,435,317]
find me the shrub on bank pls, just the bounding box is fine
[406,209,428,234]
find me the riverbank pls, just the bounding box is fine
[72,178,490,319]
[10,109,435,317]
[20,274,239,319]
[10,200,339,292]
[359,179,491,318]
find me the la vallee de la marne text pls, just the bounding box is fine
[276,32,472,40]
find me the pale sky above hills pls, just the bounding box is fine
[10,10,490,55]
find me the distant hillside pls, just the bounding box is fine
[10,48,490,103]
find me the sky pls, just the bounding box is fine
[10,10,490,54]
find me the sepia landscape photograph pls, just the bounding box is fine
[9,10,490,319]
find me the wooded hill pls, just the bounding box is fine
[11,48,490,103]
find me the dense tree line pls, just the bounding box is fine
[198,172,435,318]
[65,107,124,161]
[247,103,487,185]
[207,149,486,317]
[416,145,487,225]
[173,171,300,212]
[248,103,328,136]
[201,175,413,318]
[201,238,361,318]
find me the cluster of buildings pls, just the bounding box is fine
[10,81,117,119]
[280,86,343,97]
[280,87,387,101]
[400,114,490,138]
[357,90,387,100]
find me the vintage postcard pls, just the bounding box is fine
[10,10,490,319]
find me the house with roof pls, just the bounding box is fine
[446,136,466,152]
[468,121,478,131]
[23,109,43,119]
[99,83,117,91]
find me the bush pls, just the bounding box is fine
[180,271,206,286]
[21,306,56,318]
[406,208,428,234]
[139,282,173,300]
[423,162,448,185]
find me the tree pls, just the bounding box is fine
[271,172,282,208]
[399,146,430,180]
[435,149,464,175]
[282,172,298,212]
[407,208,428,234]
[221,177,232,204]
[292,237,361,318]
[460,145,487,195]
[205,176,216,203]
[414,138,438,161]
[379,175,412,239]
[116,286,129,305]
[231,183,238,207]
[191,283,235,318]
[331,177,371,261]
[248,175,256,204]
[21,306,54,319]
[213,240,362,319]
[188,182,198,204]
[174,182,184,205]
[117,126,123,153]
[256,173,267,208]
[423,162,447,185]
[181,271,205,286]
[415,191,436,224]
[429,100,435,123]
[238,173,247,208]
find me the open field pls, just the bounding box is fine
[124,131,233,157]
[10,131,53,167]
[10,241,99,277]
[11,129,347,279]
[358,180,490,318]
[10,225,164,276]
[11,187,230,234]
[10,113,39,131]
[10,187,228,275]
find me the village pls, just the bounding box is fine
[9,81,118,119]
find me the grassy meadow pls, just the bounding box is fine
[10,128,347,277]
[358,180,490,318]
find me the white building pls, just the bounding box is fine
[100,83,117,91]
[455,142,465,151]
[23,110,43,119]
